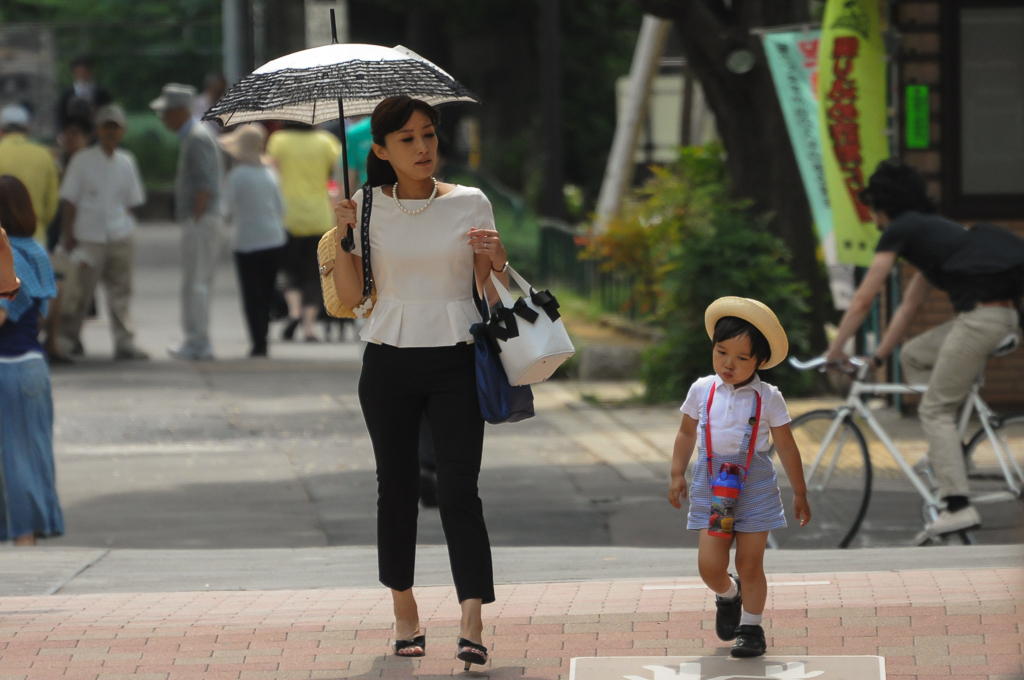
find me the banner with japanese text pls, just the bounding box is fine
[763,30,833,250]
[763,29,855,308]
[818,0,890,266]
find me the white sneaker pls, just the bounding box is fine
[927,505,981,536]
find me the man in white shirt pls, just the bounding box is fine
[57,104,148,360]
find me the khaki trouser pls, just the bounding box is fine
[180,214,223,354]
[901,305,1020,498]
[58,236,136,353]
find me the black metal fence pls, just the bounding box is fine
[538,219,638,319]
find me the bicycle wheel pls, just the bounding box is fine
[964,413,1024,492]
[771,409,872,549]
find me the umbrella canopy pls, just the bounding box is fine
[204,43,479,127]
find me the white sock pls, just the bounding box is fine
[716,577,739,601]
[739,609,762,627]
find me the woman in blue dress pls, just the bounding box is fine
[0,175,63,545]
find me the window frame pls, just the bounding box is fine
[940,0,1024,218]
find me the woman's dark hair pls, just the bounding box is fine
[859,159,936,219]
[365,96,440,187]
[713,316,771,367]
[0,175,37,238]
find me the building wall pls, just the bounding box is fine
[894,1,1024,407]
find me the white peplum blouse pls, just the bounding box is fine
[351,184,494,347]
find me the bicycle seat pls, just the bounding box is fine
[990,333,1020,358]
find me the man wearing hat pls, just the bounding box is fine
[57,104,148,361]
[152,83,224,360]
[0,105,60,243]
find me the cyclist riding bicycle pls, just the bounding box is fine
[824,160,1024,538]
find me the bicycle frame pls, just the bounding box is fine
[824,379,1022,509]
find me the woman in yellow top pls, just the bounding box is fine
[266,122,341,342]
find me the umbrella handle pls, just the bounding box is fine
[340,225,355,253]
[330,9,353,201]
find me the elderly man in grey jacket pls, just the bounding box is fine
[152,83,224,360]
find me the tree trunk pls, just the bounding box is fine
[539,0,566,219]
[635,0,830,351]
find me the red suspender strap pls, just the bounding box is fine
[705,382,763,481]
[704,382,716,476]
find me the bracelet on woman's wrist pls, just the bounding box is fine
[492,260,508,273]
[870,354,883,368]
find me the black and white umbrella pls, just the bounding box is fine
[203,11,478,198]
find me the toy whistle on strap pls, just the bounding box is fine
[704,382,762,538]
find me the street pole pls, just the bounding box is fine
[593,16,671,233]
[222,0,246,84]
[539,0,564,220]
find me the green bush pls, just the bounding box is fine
[642,208,815,401]
[589,145,815,401]
[122,113,179,191]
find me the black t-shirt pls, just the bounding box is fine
[876,211,1018,311]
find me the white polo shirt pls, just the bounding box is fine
[681,374,791,454]
[60,145,146,243]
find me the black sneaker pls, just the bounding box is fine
[714,576,742,641]
[730,624,767,658]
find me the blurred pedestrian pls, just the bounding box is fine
[0,175,63,546]
[0,227,20,299]
[0,105,60,242]
[220,124,286,357]
[57,105,148,361]
[42,114,93,364]
[345,116,373,189]
[56,55,112,131]
[151,83,224,360]
[266,122,340,342]
[193,72,227,135]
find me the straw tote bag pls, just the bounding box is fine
[318,185,375,318]
[478,266,575,385]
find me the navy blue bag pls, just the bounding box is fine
[470,278,535,424]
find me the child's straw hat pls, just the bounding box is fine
[705,297,788,370]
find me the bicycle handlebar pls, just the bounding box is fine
[788,355,867,376]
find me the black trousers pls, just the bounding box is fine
[358,342,495,604]
[234,246,285,353]
[284,234,324,307]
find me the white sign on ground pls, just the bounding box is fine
[569,656,885,680]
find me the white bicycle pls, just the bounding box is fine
[768,334,1024,549]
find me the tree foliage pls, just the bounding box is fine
[631,0,832,351]
[1,0,221,113]
[598,145,815,401]
[348,0,643,210]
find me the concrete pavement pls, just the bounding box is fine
[2,224,1023,679]
[47,224,1023,553]
[0,563,1020,679]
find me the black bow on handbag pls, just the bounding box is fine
[530,289,561,321]
[482,297,543,353]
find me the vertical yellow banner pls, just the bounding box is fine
[818,0,890,266]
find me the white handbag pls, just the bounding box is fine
[483,266,575,386]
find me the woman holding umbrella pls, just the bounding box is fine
[203,26,495,666]
[331,96,506,669]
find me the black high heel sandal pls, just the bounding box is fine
[392,634,426,657]
[456,638,487,671]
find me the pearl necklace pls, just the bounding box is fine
[392,178,439,216]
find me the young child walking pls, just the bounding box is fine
[668,297,812,657]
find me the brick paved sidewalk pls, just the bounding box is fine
[0,568,1020,680]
